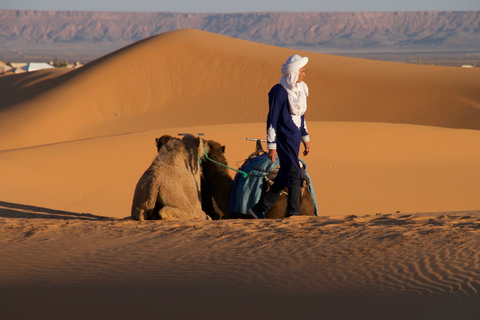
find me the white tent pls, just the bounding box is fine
[0,64,12,73]
[21,62,55,72]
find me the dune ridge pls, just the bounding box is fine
[1,29,480,151]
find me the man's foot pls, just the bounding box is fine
[248,208,266,219]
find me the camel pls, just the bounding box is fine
[259,167,316,219]
[152,135,316,219]
[154,135,226,220]
[131,134,210,221]
[200,140,234,219]
[200,139,316,219]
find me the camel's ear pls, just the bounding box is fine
[222,146,226,153]
[195,137,201,148]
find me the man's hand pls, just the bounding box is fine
[268,149,277,162]
[303,141,310,156]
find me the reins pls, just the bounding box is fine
[199,144,250,179]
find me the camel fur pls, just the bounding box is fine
[201,140,234,219]
[201,141,316,219]
[154,135,221,219]
[131,134,209,221]
[262,175,316,219]
[155,135,179,152]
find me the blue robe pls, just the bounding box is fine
[266,84,309,187]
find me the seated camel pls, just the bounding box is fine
[131,134,210,221]
[152,135,316,219]
[201,139,316,219]
[200,139,233,219]
[155,135,230,220]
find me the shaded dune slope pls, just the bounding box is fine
[1,29,480,150]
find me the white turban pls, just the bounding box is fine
[281,54,309,76]
[279,55,309,118]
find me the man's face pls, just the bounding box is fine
[297,66,306,83]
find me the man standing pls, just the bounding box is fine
[249,54,310,219]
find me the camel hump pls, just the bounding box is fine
[131,133,208,221]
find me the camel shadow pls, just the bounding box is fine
[0,201,112,221]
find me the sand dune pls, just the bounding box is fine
[1,29,480,151]
[2,122,480,218]
[1,29,480,319]
[1,212,479,319]
[0,29,479,217]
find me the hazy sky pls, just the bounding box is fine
[1,0,479,13]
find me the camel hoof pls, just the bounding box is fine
[132,209,145,221]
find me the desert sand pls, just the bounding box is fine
[1,29,480,319]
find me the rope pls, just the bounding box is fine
[201,144,250,179]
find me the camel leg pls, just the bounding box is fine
[180,179,210,220]
[193,205,210,220]
[159,204,209,220]
[189,192,209,220]
[159,204,210,220]
[158,187,205,220]
[132,209,146,221]
[131,177,160,221]
[158,206,191,220]
[299,185,316,216]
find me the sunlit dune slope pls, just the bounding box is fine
[1,122,480,218]
[1,29,480,218]
[1,29,480,150]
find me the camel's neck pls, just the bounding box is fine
[204,167,233,214]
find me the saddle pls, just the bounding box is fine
[250,140,311,195]
[227,139,317,217]
[264,160,311,195]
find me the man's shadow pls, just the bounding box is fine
[0,201,112,221]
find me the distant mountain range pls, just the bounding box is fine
[0,10,479,62]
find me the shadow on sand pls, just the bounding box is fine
[0,201,112,221]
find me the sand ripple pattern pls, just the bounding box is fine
[1,213,479,319]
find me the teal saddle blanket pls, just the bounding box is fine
[227,153,318,216]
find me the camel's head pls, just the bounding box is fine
[205,140,227,166]
[201,139,228,176]
[155,134,177,153]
